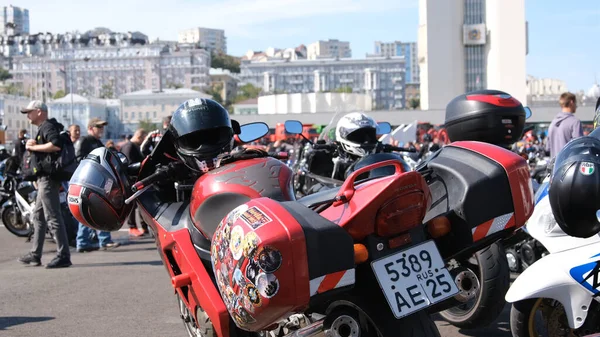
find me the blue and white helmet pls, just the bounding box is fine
[335,112,378,157]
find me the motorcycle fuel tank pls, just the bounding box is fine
[189,157,295,239]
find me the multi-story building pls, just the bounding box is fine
[178,27,227,54]
[48,94,121,139]
[307,40,351,60]
[119,88,210,135]
[239,56,406,110]
[0,94,34,142]
[1,5,29,35]
[418,0,527,109]
[209,68,239,103]
[9,42,210,101]
[258,93,372,114]
[371,41,419,84]
[526,75,568,97]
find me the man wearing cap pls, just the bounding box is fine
[18,100,72,268]
[74,117,121,252]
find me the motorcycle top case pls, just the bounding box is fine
[210,197,354,331]
[420,141,534,242]
[444,90,526,148]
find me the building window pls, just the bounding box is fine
[124,112,128,119]
[153,111,157,118]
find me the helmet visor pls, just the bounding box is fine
[70,161,117,197]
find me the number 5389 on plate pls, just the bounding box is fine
[371,240,460,319]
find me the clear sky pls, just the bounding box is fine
[13,0,600,91]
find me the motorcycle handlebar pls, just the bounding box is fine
[131,169,168,192]
[383,144,417,153]
[313,143,336,151]
[269,152,289,160]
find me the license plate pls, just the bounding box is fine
[59,192,67,203]
[371,240,459,319]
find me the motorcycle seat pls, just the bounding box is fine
[297,186,341,208]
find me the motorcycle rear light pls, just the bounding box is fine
[375,193,427,237]
[426,216,452,238]
[388,233,412,249]
[466,94,521,107]
[353,244,369,264]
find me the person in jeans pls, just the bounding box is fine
[546,92,584,158]
[120,128,149,237]
[17,100,72,268]
[75,118,121,252]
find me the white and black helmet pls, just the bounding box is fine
[335,112,379,157]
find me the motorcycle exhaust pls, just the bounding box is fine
[282,319,324,337]
[450,268,480,303]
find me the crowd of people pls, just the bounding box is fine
[13,100,172,268]
[11,90,587,269]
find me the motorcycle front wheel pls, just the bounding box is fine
[510,298,583,337]
[439,242,510,329]
[1,206,31,237]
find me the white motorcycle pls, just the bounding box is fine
[505,180,600,336]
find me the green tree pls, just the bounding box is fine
[3,83,23,95]
[139,119,159,132]
[409,98,420,109]
[100,84,114,99]
[207,83,224,104]
[166,82,183,89]
[211,53,241,73]
[0,67,12,81]
[333,86,353,93]
[234,83,262,103]
[53,90,66,99]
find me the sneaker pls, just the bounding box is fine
[18,253,41,266]
[101,242,121,250]
[129,228,144,237]
[46,256,72,269]
[77,246,100,253]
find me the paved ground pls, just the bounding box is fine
[0,226,512,337]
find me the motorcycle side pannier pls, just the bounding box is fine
[444,90,526,149]
[419,141,534,242]
[210,197,355,331]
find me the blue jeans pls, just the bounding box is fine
[76,223,113,249]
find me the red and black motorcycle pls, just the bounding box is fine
[69,118,534,337]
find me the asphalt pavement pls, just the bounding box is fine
[0,226,512,337]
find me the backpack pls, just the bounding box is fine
[21,150,38,181]
[50,131,78,181]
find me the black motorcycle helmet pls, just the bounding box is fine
[169,98,234,173]
[548,134,600,238]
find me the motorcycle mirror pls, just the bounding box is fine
[376,122,392,135]
[239,122,269,143]
[524,106,532,120]
[116,152,130,166]
[284,120,303,135]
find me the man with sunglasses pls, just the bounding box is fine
[74,118,121,252]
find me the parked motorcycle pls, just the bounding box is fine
[506,102,600,337]
[0,160,77,245]
[69,105,535,337]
